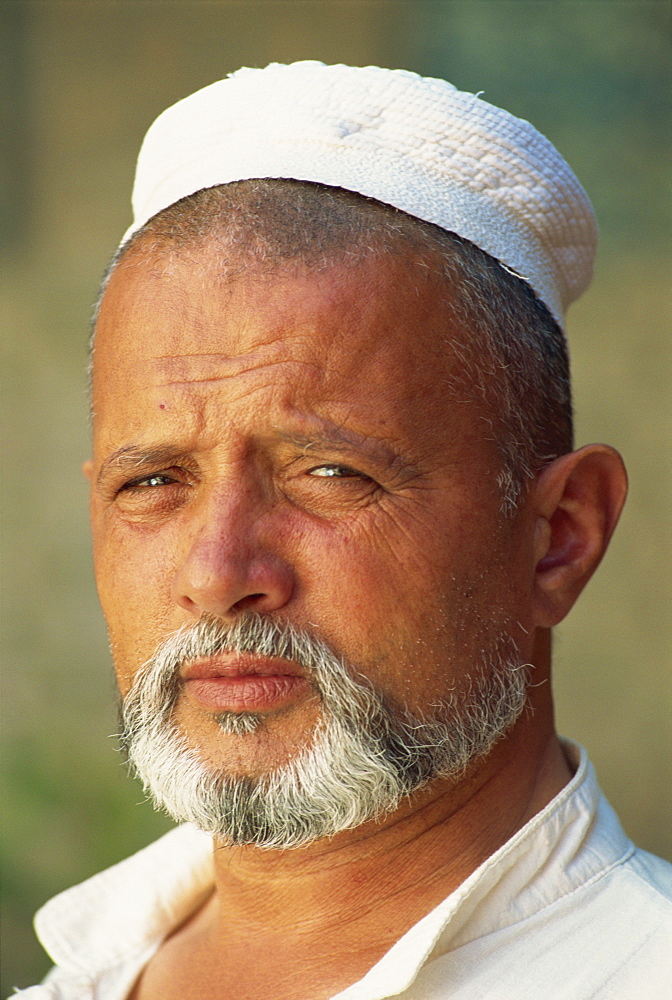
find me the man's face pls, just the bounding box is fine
[90,242,538,786]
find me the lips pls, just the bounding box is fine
[181,654,311,714]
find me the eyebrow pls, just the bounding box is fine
[275,427,398,469]
[96,446,192,489]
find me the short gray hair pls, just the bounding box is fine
[90,179,572,515]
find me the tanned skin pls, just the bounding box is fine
[86,245,626,1000]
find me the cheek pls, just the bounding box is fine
[294,513,467,665]
[91,515,179,691]
[298,510,532,693]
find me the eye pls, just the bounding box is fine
[112,467,193,520]
[307,464,367,479]
[119,472,179,492]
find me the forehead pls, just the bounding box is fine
[91,242,488,462]
[96,239,450,349]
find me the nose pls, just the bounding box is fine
[171,489,296,620]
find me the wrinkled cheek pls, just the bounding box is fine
[296,515,523,709]
[298,524,456,677]
[91,522,176,694]
[307,523,411,605]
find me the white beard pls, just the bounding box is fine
[120,614,529,849]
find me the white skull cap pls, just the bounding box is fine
[124,61,598,327]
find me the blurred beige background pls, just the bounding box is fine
[1,1,670,992]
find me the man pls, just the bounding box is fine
[19,62,670,998]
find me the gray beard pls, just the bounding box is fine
[120,614,529,850]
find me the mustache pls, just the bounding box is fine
[124,612,357,711]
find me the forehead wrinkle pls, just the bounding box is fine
[150,352,339,389]
[147,315,320,376]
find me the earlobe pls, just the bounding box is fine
[531,445,628,627]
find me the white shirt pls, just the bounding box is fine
[12,743,672,999]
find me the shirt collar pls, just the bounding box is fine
[35,823,214,972]
[35,741,633,994]
[333,741,634,998]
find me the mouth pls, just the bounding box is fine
[181,654,311,714]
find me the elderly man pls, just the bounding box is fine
[20,62,670,999]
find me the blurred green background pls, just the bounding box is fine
[1,0,670,992]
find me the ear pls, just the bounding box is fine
[530,444,627,627]
[82,460,94,482]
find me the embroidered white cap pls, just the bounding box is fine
[124,61,598,327]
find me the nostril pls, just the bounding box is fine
[232,593,265,612]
